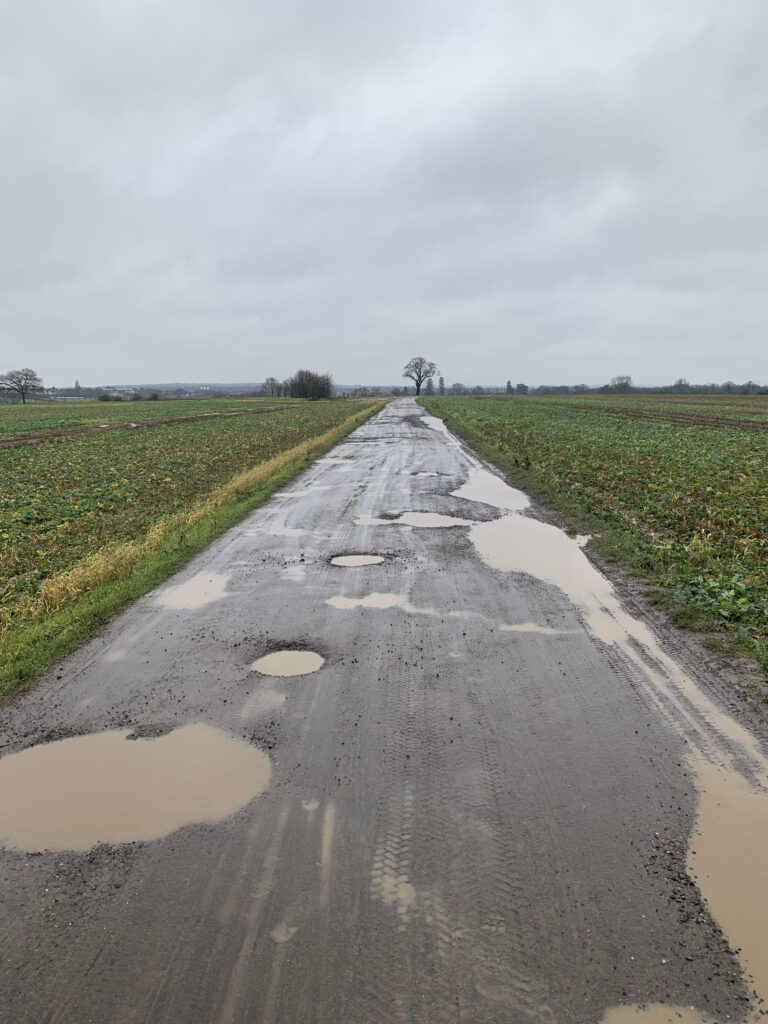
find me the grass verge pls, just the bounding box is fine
[1,402,384,698]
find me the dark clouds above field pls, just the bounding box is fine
[1,0,766,386]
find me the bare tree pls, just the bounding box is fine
[0,368,44,404]
[263,376,279,397]
[402,356,438,396]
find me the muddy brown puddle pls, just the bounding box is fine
[0,723,271,853]
[251,650,325,676]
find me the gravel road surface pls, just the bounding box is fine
[1,398,766,1024]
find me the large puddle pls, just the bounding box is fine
[0,724,270,853]
[157,571,230,610]
[687,758,768,1005]
[451,467,529,511]
[251,651,325,677]
[420,415,458,442]
[470,516,626,645]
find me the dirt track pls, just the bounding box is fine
[0,398,766,1024]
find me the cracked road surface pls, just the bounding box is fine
[1,398,766,1024]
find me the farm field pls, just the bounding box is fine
[421,394,768,673]
[0,396,296,437]
[0,398,383,689]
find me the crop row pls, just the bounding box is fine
[422,396,768,667]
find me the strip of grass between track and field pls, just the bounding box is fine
[0,402,385,697]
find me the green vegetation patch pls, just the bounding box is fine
[421,395,768,675]
[0,396,294,437]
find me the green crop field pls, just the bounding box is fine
[421,394,768,676]
[0,398,383,691]
[0,396,294,437]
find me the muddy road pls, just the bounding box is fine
[1,398,767,1024]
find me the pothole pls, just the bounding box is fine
[355,512,471,528]
[330,555,385,567]
[251,650,325,677]
[0,723,271,853]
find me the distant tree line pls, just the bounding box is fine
[408,376,768,397]
[4,364,767,404]
[596,376,768,396]
[0,367,334,403]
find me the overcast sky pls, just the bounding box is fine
[1,1,766,387]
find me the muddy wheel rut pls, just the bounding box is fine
[0,398,766,1024]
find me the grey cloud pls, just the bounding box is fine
[0,0,766,386]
